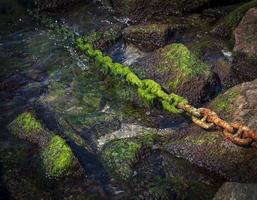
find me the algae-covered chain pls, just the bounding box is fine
[76,36,257,148]
[76,37,188,114]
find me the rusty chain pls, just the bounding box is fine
[178,103,257,147]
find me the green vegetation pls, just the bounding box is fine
[212,0,257,38]
[15,112,43,134]
[41,135,74,178]
[213,89,239,112]
[101,133,157,181]
[157,43,209,90]
[76,38,188,114]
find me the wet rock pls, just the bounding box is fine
[213,58,239,89]
[165,79,257,182]
[212,0,257,38]
[8,112,50,147]
[110,0,211,19]
[135,43,218,105]
[232,8,257,82]
[41,134,84,179]
[233,8,257,58]
[100,133,158,181]
[232,54,257,83]
[0,74,29,92]
[82,24,124,51]
[8,112,85,179]
[122,23,172,52]
[214,182,257,200]
[128,149,222,199]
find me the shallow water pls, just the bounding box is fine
[0,1,225,199]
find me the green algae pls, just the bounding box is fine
[101,133,157,181]
[157,43,209,90]
[76,37,188,114]
[184,132,220,146]
[213,89,239,112]
[41,135,74,178]
[15,112,43,134]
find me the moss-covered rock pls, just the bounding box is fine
[135,43,217,105]
[41,135,78,179]
[122,23,172,52]
[212,0,257,38]
[165,79,257,182]
[81,24,123,51]
[8,112,85,180]
[8,112,50,147]
[100,133,158,181]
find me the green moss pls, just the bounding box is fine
[212,0,257,38]
[16,112,43,134]
[158,43,209,90]
[213,89,239,112]
[101,133,157,181]
[41,135,74,178]
[184,132,220,146]
[76,38,188,114]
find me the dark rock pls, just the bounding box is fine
[135,43,218,105]
[164,79,257,182]
[232,54,257,82]
[122,23,173,52]
[233,8,257,58]
[214,182,257,200]
[110,0,212,18]
[211,0,257,38]
[83,24,124,51]
[213,58,239,89]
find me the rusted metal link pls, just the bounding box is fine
[199,108,234,132]
[231,123,257,141]
[191,115,215,129]
[177,103,202,118]
[223,129,253,146]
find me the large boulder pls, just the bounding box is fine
[135,43,218,105]
[233,8,257,58]
[164,79,257,182]
[232,8,257,82]
[212,0,257,38]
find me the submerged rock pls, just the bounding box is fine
[165,79,257,182]
[135,43,218,105]
[82,24,124,51]
[8,112,85,179]
[41,134,83,179]
[8,112,50,147]
[100,133,158,181]
[122,23,172,52]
